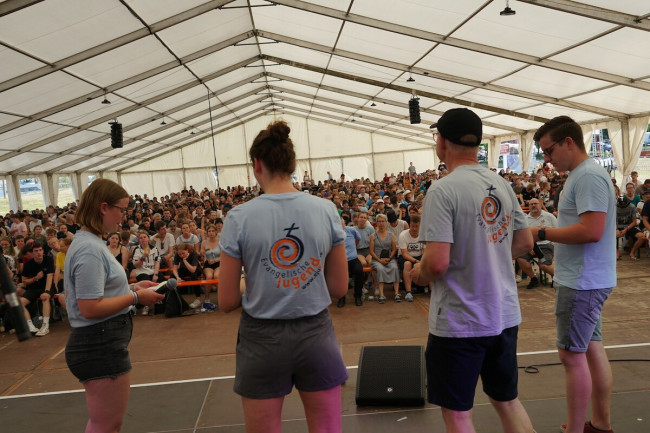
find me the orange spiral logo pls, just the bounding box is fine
[269,223,304,269]
[481,185,502,225]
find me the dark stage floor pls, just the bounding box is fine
[1,256,649,432]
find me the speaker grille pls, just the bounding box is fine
[111,122,123,149]
[356,345,426,406]
[408,98,421,124]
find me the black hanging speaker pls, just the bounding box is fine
[110,122,123,149]
[355,345,426,406]
[409,98,421,124]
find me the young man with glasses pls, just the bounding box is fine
[531,116,617,433]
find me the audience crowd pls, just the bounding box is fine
[1,163,649,336]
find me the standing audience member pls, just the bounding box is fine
[64,179,163,433]
[218,120,348,433]
[531,115,616,433]
[412,108,535,432]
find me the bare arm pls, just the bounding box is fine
[218,252,242,313]
[412,241,450,284]
[531,211,606,244]
[324,244,347,298]
[77,280,163,319]
[512,228,534,258]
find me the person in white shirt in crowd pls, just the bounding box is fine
[515,198,557,289]
[398,215,431,300]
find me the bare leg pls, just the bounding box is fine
[241,396,284,433]
[20,297,32,321]
[586,341,613,431]
[516,258,535,279]
[299,386,342,433]
[378,282,384,298]
[558,348,591,433]
[403,261,413,292]
[84,372,131,433]
[441,407,476,433]
[539,263,554,277]
[490,397,534,433]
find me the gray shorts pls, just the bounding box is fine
[555,284,612,353]
[520,243,554,265]
[234,309,348,399]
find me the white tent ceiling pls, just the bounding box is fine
[1,0,649,177]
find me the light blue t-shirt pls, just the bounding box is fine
[344,226,361,261]
[219,192,345,319]
[554,158,617,290]
[64,230,130,328]
[421,165,528,338]
[354,223,375,249]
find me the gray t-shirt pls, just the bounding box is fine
[554,159,617,290]
[220,192,345,319]
[64,230,131,328]
[421,165,528,338]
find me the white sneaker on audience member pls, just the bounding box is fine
[515,274,522,283]
[141,306,149,316]
[35,326,49,337]
[189,299,202,309]
[28,321,39,333]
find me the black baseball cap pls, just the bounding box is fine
[430,108,482,146]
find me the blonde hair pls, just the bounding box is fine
[75,179,128,235]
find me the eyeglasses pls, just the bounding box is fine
[110,204,128,214]
[542,138,564,157]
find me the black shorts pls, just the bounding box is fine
[203,262,220,270]
[426,326,520,411]
[65,313,133,383]
[23,289,45,303]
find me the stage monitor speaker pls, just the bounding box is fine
[355,345,426,406]
[111,122,123,149]
[408,98,421,124]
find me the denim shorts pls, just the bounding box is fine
[65,313,133,383]
[426,326,520,411]
[234,309,348,399]
[555,284,612,353]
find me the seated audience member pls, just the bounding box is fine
[168,220,181,239]
[176,222,200,251]
[107,232,129,274]
[151,221,175,269]
[132,231,162,315]
[12,235,25,257]
[369,214,400,303]
[337,216,364,307]
[398,215,431,300]
[516,198,557,289]
[200,224,221,299]
[387,209,408,251]
[20,242,54,336]
[57,223,74,240]
[630,188,650,259]
[624,182,641,208]
[53,237,72,296]
[173,244,215,310]
[1,236,17,282]
[354,209,374,268]
[9,213,28,239]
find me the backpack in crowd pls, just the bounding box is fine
[164,286,190,317]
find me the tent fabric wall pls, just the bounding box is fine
[217,165,249,189]
[373,152,402,180]
[308,120,372,159]
[609,116,649,182]
[343,155,373,181]
[403,149,436,174]
[121,173,154,198]
[182,137,218,168]
[185,167,216,192]
[311,158,343,183]
[151,170,185,197]
[487,139,499,170]
[520,132,536,174]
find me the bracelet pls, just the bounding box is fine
[132,291,139,306]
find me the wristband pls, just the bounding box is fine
[132,291,139,306]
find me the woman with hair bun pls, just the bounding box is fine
[219,120,348,432]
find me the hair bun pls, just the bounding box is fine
[268,121,290,144]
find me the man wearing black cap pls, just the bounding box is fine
[412,108,535,432]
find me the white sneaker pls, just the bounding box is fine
[35,326,49,337]
[515,275,522,283]
[141,306,149,316]
[405,292,414,302]
[28,322,39,333]
[189,299,202,309]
